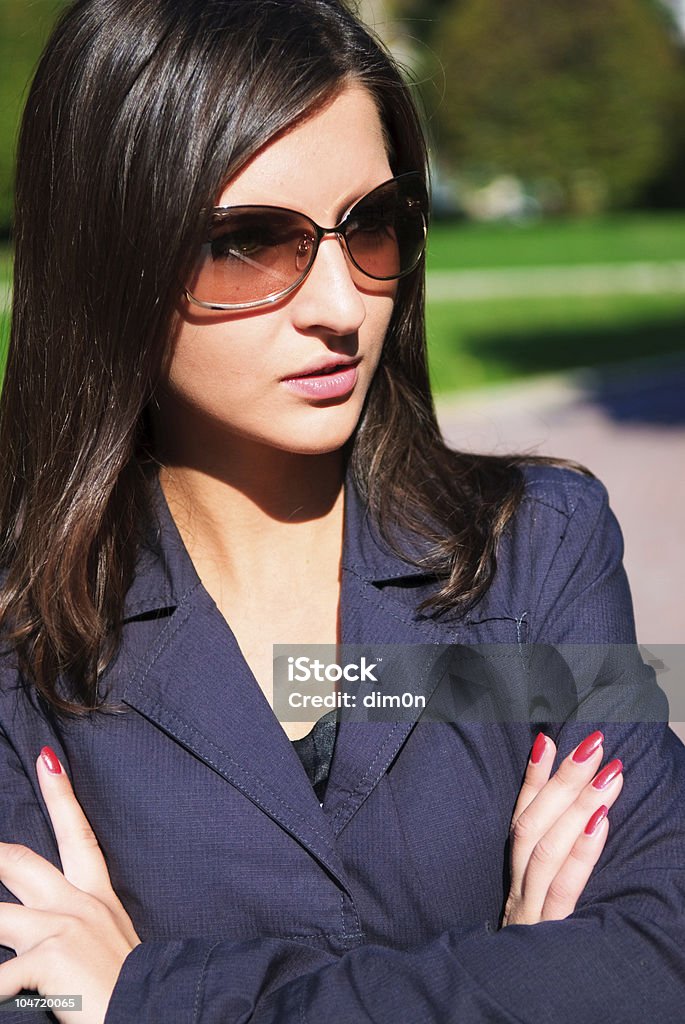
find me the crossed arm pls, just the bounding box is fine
[0,720,649,1024]
[2,474,683,1022]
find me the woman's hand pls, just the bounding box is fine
[502,730,623,927]
[0,747,140,1024]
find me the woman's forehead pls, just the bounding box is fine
[214,85,391,218]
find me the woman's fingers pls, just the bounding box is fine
[35,747,139,944]
[0,864,138,1024]
[518,767,623,923]
[0,901,66,958]
[0,842,75,916]
[504,731,625,927]
[539,806,610,921]
[509,730,605,894]
[0,749,140,1023]
[0,943,43,1010]
[36,748,110,895]
[510,732,557,826]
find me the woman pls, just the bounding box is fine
[0,1,682,1022]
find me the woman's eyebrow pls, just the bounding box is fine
[208,176,390,221]
[333,180,385,222]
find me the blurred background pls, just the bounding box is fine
[365,0,685,675]
[0,2,683,667]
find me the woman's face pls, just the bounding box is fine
[156,84,396,464]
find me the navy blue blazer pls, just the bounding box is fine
[1,464,683,1023]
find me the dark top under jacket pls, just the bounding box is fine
[0,464,684,1023]
[291,711,338,804]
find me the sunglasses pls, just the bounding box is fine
[184,172,428,311]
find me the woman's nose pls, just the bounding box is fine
[290,234,367,337]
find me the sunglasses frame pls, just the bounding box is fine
[184,171,428,312]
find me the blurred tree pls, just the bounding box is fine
[387,0,456,51]
[638,4,685,207]
[428,0,685,213]
[0,0,66,233]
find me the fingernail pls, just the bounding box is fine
[584,805,608,836]
[592,758,623,790]
[572,730,604,763]
[530,732,547,764]
[40,746,62,775]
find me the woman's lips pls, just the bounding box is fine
[280,363,359,399]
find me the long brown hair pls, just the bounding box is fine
[0,0,584,715]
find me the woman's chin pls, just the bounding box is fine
[270,431,357,458]
[262,405,364,456]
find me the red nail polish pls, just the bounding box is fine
[40,746,62,775]
[585,805,608,836]
[531,732,547,764]
[592,758,623,790]
[572,730,604,763]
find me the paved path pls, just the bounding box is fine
[427,261,685,301]
[436,353,685,645]
[436,354,685,735]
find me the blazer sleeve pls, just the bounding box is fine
[104,470,685,1024]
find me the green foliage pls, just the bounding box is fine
[0,0,67,231]
[390,0,457,28]
[428,0,685,212]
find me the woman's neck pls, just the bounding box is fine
[157,446,347,593]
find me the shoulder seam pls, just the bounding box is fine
[522,470,606,518]
[521,491,573,517]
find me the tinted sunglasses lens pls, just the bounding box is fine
[345,177,427,280]
[189,209,315,307]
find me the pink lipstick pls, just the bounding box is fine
[281,362,359,399]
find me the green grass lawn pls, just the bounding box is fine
[424,214,685,393]
[426,213,685,271]
[427,292,685,393]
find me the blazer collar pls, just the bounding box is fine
[123,463,434,621]
[340,466,438,584]
[116,466,454,890]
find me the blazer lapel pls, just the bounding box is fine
[116,468,465,861]
[323,472,464,834]
[118,475,353,893]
